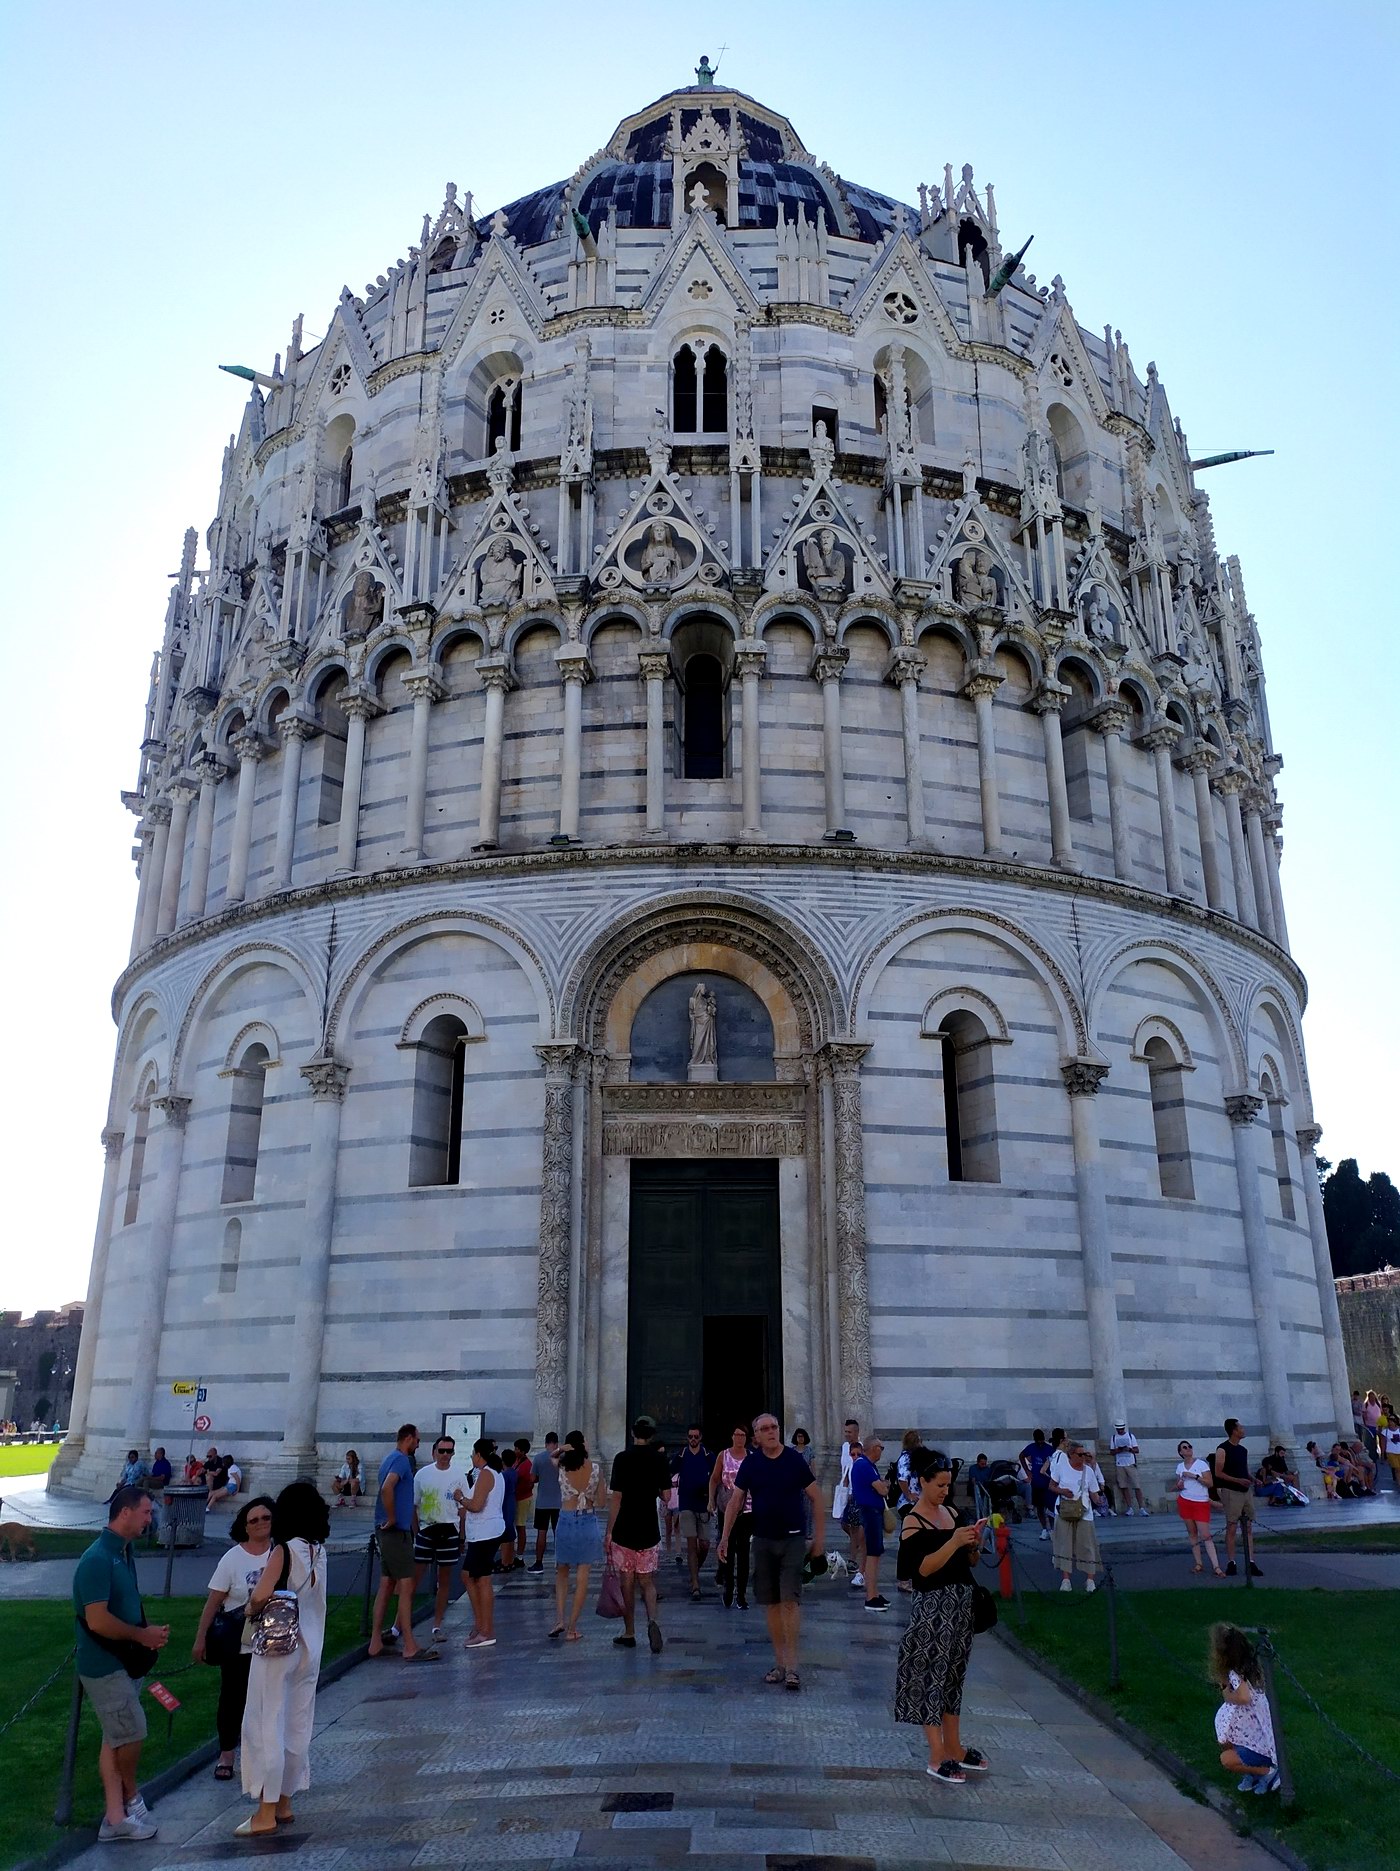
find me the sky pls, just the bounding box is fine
[1,1,1395,1317]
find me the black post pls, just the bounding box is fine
[54,1677,84,1826]
[1256,1633,1294,1805]
[162,1515,177,1599]
[360,1534,376,1638]
[1105,1564,1121,1690]
[1012,1548,1026,1628]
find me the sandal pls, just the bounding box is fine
[763,1666,786,1685]
[548,1625,566,1640]
[1192,1562,1203,1574]
[407,1647,441,1662]
[785,1670,801,1692]
[214,1763,234,1781]
[565,1629,582,1642]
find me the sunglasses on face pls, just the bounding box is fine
[247,1514,272,1524]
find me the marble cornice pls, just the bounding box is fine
[112,837,1309,1020]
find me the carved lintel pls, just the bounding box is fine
[1225,1092,1265,1126]
[604,1082,804,1118]
[603,1117,806,1158]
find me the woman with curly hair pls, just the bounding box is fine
[236,1481,330,1837]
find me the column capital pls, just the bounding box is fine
[1086,701,1131,738]
[1031,679,1072,716]
[146,799,173,828]
[810,645,850,685]
[169,775,199,806]
[1211,764,1249,798]
[101,1126,125,1158]
[231,729,267,764]
[959,664,1003,703]
[1137,720,1181,754]
[1295,1122,1323,1155]
[637,647,672,683]
[193,751,231,783]
[885,647,926,688]
[1178,740,1219,776]
[733,644,767,678]
[818,1039,871,1077]
[339,688,382,724]
[535,1041,584,1081]
[151,1094,192,1129]
[1061,1057,1110,1098]
[300,1054,351,1101]
[1225,1092,1265,1126]
[277,711,317,746]
[476,655,515,694]
[556,649,594,686]
[403,670,447,706]
[1243,784,1272,818]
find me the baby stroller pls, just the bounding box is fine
[978,1460,1025,1522]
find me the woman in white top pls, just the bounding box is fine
[1171,1439,1225,1576]
[193,1495,275,1781]
[1050,1444,1100,1592]
[708,1425,753,1608]
[237,1482,330,1837]
[461,1440,506,1650]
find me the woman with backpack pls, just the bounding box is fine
[236,1481,329,1837]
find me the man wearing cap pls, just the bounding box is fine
[1109,1422,1147,1516]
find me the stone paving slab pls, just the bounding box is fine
[55,1566,1281,1871]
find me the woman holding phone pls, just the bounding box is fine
[894,1454,989,1785]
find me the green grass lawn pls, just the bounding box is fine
[1011,1586,1399,1871]
[0,1444,59,1479]
[0,1594,376,1868]
[1256,1521,1400,1553]
[0,1527,98,1561]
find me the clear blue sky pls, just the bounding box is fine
[2,1,1395,1315]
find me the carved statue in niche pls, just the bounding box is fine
[477,536,523,608]
[343,570,384,640]
[639,519,683,587]
[801,525,850,600]
[1082,585,1114,641]
[687,981,718,1083]
[956,549,999,610]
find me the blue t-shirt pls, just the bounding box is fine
[500,1462,518,1522]
[671,1446,713,1513]
[1021,1443,1053,1487]
[850,1454,883,1512]
[734,1446,815,1540]
[376,1449,415,1530]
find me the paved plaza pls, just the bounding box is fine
[56,1563,1280,1871]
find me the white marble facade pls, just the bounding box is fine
[53,76,1350,1498]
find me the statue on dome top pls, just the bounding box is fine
[695,55,716,89]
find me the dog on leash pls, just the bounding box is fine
[0,1522,38,1561]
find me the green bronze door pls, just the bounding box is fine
[628,1158,781,1450]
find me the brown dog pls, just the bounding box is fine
[0,1522,39,1560]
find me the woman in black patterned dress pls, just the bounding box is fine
[894,1456,990,1785]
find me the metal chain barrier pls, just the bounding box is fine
[1268,1642,1400,1784]
[0,1646,75,1742]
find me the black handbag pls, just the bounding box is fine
[971,1583,998,1633]
[204,1608,245,1666]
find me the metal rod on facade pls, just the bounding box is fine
[54,1678,84,1826]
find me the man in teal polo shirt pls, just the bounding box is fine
[73,1485,170,1841]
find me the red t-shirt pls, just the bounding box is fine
[513,1461,534,1504]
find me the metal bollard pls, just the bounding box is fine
[360,1534,377,1638]
[163,1517,177,1600]
[54,1677,84,1826]
[1255,1632,1295,1806]
[1105,1565,1121,1691]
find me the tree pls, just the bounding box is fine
[1322,1158,1400,1278]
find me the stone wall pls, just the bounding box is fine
[1336,1271,1400,1400]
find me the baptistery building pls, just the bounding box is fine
[54,72,1351,1495]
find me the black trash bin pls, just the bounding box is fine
[161,1484,207,1549]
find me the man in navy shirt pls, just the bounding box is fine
[719,1414,823,1692]
[671,1425,714,1599]
[849,1436,890,1611]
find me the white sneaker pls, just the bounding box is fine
[124,1796,151,1824]
[1039,1528,1050,1540]
[1085,1577,1097,1594]
[431,1627,445,1641]
[1059,1578,1072,1592]
[851,1572,864,1588]
[99,1816,158,1842]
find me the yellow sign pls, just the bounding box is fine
[171,1381,198,1397]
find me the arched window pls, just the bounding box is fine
[873,375,888,436]
[672,347,698,432]
[1263,1078,1296,1221]
[409,1014,468,1187]
[487,379,521,453]
[218,1218,242,1294]
[684,162,727,221]
[123,1096,152,1226]
[938,1012,1000,1184]
[221,1043,269,1204]
[1144,1036,1194,1200]
[701,346,728,432]
[681,653,725,778]
[958,218,990,286]
[672,346,728,435]
[337,446,354,511]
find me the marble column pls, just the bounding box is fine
[534,1044,581,1437]
[1264,813,1290,950]
[811,646,850,835]
[155,781,195,935]
[224,733,265,905]
[474,658,513,849]
[1181,743,1225,911]
[1033,681,1077,870]
[888,648,928,847]
[402,673,445,862]
[136,803,171,952]
[57,1127,126,1463]
[1140,723,1185,896]
[639,648,670,837]
[821,1042,873,1421]
[1226,1093,1294,1443]
[1244,791,1278,943]
[123,1095,191,1450]
[735,644,765,838]
[1062,1060,1128,1439]
[960,666,1005,857]
[129,826,155,959]
[334,692,379,875]
[1295,1124,1353,1438]
[271,717,312,890]
[1089,702,1132,882]
[1213,768,1257,927]
[280,1056,350,1464]
[556,650,593,842]
[183,757,224,922]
